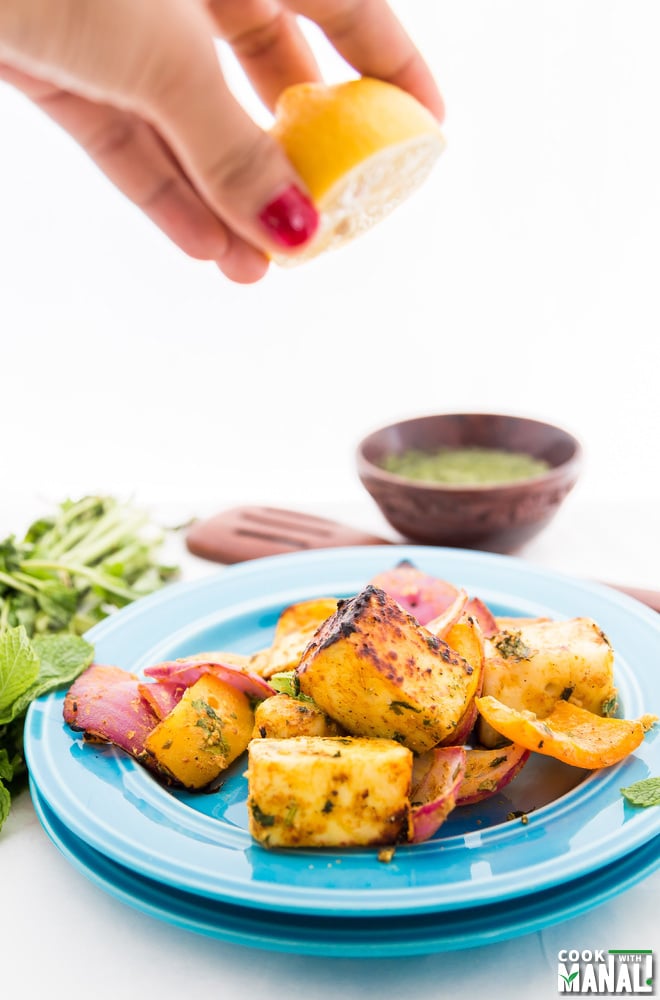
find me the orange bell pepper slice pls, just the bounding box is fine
[475,695,653,769]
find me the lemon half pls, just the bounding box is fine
[270,77,445,264]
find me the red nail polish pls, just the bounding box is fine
[259,185,319,247]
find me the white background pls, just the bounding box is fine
[1,3,659,998]
[2,1,659,518]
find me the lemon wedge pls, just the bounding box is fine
[270,77,445,264]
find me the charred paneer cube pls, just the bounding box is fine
[296,585,479,753]
[247,736,413,848]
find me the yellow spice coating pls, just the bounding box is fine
[143,674,254,790]
[247,736,413,848]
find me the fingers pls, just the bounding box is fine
[126,5,320,259]
[207,0,322,111]
[285,0,444,119]
[0,63,269,283]
[208,0,442,119]
[1,0,321,277]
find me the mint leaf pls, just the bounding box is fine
[0,494,179,836]
[0,627,40,719]
[0,536,22,574]
[269,670,299,697]
[0,779,10,830]
[35,581,78,631]
[1,495,177,641]
[3,634,94,723]
[31,633,94,686]
[621,776,660,807]
[0,747,14,783]
[0,717,27,786]
[0,746,15,832]
[269,670,315,702]
[0,632,93,833]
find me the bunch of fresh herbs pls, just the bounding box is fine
[0,496,178,831]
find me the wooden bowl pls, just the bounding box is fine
[356,413,582,553]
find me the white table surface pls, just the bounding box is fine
[2,0,660,995]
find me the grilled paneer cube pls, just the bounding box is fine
[296,586,480,753]
[478,617,616,746]
[142,673,254,789]
[252,693,343,739]
[247,736,413,848]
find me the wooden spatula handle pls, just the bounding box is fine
[186,505,390,564]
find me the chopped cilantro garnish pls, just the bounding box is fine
[493,631,534,661]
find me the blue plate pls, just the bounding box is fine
[30,780,660,956]
[25,546,660,918]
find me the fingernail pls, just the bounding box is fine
[258,185,319,247]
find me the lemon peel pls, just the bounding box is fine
[269,77,445,264]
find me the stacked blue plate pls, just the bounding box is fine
[25,547,660,957]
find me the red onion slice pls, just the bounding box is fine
[370,561,460,625]
[446,700,479,748]
[144,659,275,701]
[137,680,184,720]
[371,561,499,641]
[464,596,498,637]
[456,743,531,806]
[424,589,469,638]
[63,664,159,757]
[409,746,467,843]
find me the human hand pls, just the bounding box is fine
[0,0,443,283]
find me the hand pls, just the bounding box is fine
[0,0,443,283]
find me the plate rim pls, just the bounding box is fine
[29,780,660,957]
